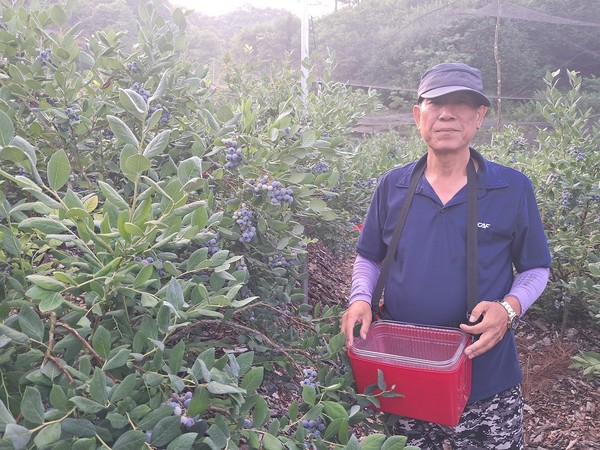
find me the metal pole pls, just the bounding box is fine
[300,0,309,105]
[300,0,310,304]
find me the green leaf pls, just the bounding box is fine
[99,180,130,209]
[120,144,138,181]
[0,324,30,345]
[323,401,349,421]
[149,70,170,103]
[104,348,130,371]
[240,367,264,394]
[166,277,185,310]
[288,400,298,421]
[187,387,209,417]
[150,416,182,447]
[47,149,71,191]
[49,385,70,411]
[119,89,148,120]
[124,222,144,236]
[26,275,65,292]
[0,110,15,146]
[177,157,203,184]
[17,306,44,341]
[309,198,328,212]
[123,154,151,177]
[166,433,198,450]
[252,396,270,428]
[4,423,31,450]
[344,435,361,450]
[90,368,109,404]
[381,435,408,450]
[33,422,61,448]
[38,291,65,312]
[328,332,346,355]
[60,418,96,438]
[0,399,16,429]
[359,433,386,450]
[187,247,209,271]
[21,387,44,425]
[168,340,185,374]
[206,381,245,395]
[50,4,68,25]
[8,136,37,166]
[324,417,345,440]
[133,264,154,288]
[92,326,112,359]
[110,374,138,403]
[261,434,283,450]
[107,115,139,148]
[301,384,316,406]
[18,217,68,234]
[143,130,171,158]
[69,396,106,414]
[112,430,146,450]
[94,256,123,278]
[301,129,316,148]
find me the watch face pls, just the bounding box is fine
[509,315,520,330]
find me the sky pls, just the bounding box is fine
[171,0,333,17]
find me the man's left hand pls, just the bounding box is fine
[460,301,511,359]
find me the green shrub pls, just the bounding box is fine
[0,1,410,449]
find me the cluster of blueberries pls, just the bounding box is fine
[133,256,166,277]
[222,139,243,169]
[65,108,80,122]
[233,204,256,243]
[299,368,319,388]
[148,103,173,123]
[201,234,220,255]
[248,177,294,206]
[300,416,326,440]
[266,251,296,269]
[561,188,573,207]
[131,82,152,102]
[163,392,198,430]
[130,82,173,123]
[236,258,247,272]
[127,61,140,73]
[353,178,377,189]
[36,48,52,66]
[102,128,114,140]
[311,161,330,174]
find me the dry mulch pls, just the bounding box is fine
[306,242,600,450]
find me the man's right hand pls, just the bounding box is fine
[340,300,373,348]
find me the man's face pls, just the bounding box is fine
[413,91,487,155]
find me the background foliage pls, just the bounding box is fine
[1,0,599,449]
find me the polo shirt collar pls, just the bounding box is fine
[394,148,508,191]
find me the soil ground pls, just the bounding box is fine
[306,241,600,450]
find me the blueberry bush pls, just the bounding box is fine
[0,1,419,450]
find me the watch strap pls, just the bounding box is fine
[498,300,518,329]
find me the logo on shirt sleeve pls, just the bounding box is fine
[477,222,491,229]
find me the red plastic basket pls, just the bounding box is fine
[348,321,472,426]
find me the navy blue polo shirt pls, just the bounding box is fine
[357,149,551,402]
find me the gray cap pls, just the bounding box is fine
[418,63,491,107]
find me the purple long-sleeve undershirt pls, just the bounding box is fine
[348,254,549,316]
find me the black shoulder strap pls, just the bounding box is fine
[371,157,479,322]
[371,158,426,320]
[466,158,478,316]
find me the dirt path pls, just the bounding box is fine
[307,242,600,450]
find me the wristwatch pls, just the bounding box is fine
[498,300,519,329]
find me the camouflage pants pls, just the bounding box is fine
[393,385,524,450]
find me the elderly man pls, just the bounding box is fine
[341,63,551,449]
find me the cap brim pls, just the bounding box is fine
[420,86,491,107]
